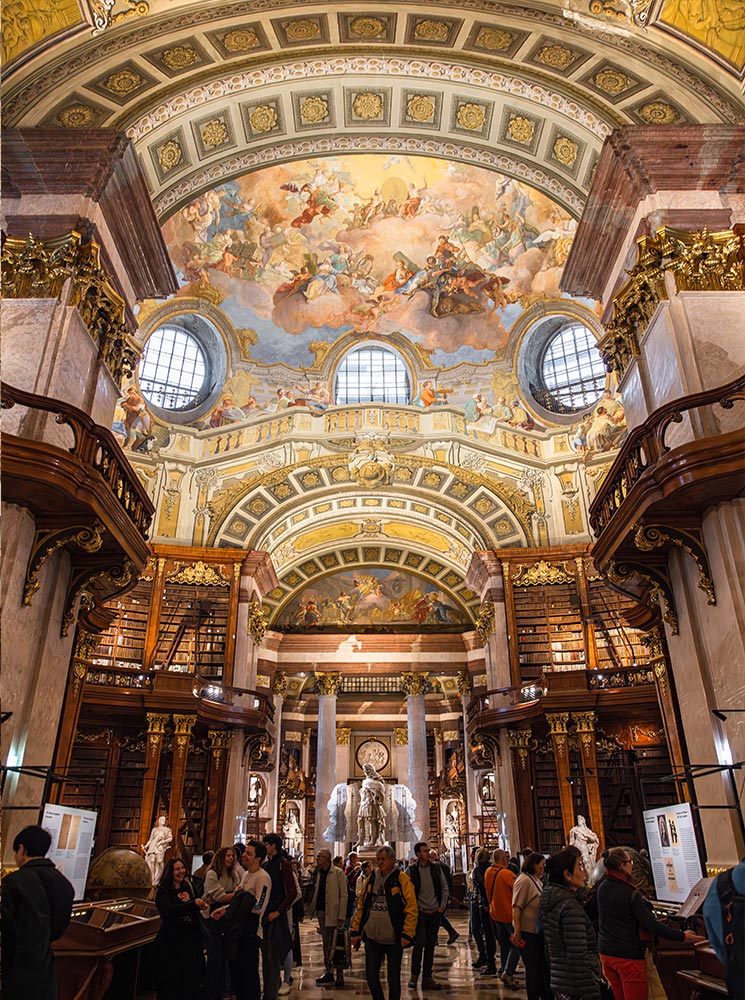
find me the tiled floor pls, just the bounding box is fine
[288,912,526,999]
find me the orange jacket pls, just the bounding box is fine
[484,864,515,923]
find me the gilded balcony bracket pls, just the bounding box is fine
[606,559,678,634]
[23,521,107,607]
[61,558,135,637]
[475,601,495,645]
[243,731,274,771]
[472,730,501,768]
[634,523,716,605]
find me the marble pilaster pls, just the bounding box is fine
[402,672,429,842]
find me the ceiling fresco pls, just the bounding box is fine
[161,153,578,368]
[275,566,469,630]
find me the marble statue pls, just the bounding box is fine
[283,809,304,857]
[142,815,173,885]
[568,814,600,878]
[324,771,420,846]
[358,762,387,847]
[444,803,460,848]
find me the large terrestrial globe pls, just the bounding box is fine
[86,847,153,900]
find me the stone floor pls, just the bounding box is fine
[287,912,525,999]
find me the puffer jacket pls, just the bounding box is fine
[541,883,602,1000]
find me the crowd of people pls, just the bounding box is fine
[3,824,744,1000]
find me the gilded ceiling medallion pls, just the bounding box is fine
[249,104,278,133]
[495,518,513,535]
[475,27,513,50]
[349,16,386,38]
[285,18,320,41]
[300,95,329,124]
[536,43,576,68]
[201,119,229,147]
[58,104,96,128]
[230,519,248,536]
[475,497,494,514]
[553,135,578,166]
[593,67,633,94]
[507,114,534,143]
[104,69,142,95]
[456,102,486,130]
[158,138,183,171]
[637,100,681,124]
[352,92,384,120]
[162,45,199,70]
[406,94,435,123]
[414,19,450,42]
[223,28,260,52]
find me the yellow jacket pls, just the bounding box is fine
[351,867,418,943]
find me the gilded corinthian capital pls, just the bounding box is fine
[315,671,342,696]
[401,672,429,696]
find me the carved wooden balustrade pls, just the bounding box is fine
[587,374,745,632]
[589,373,745,539]
[1,381,155,633]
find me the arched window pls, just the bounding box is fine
[537,321,606,413]
[139,324,209,411]
[334,346,411,405]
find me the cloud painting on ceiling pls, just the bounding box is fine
[161,154,577,368]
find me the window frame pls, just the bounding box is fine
[333,344,412,406]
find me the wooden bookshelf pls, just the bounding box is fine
[60,740,108,814]
[109,746,146,849]
[588,579,649,670]
[514,582,585,680]
[533,751,565,855]
[91,580,152,671]
[155,581,229,679]
[181,750,209,853]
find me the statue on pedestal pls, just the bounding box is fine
[358,762,387,847]
[568,814,599,878]
[443,802,460,849]
[283,808,304,857]
[142,815,173,885]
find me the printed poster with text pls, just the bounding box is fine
[643,802,702,903]
[42,803,97,901]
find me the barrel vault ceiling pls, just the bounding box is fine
[3,1,743,223]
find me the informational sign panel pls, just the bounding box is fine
[643,801,703,903]
[42,803,97,901]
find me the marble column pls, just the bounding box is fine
[138,713,170,851]
[315,672,341,852]
[402,671,430,842]
[268,672,287,833]
[573,711,604,850]
[466,552,513,688]
[232,553,277,690]
[546,713,575,841]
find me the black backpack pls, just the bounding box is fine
[717,869,745,1000]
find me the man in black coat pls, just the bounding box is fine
[2,825,75,1000]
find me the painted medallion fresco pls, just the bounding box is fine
[161,154,576,367]
[277,567,466,629]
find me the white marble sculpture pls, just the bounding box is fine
[325,770,420,846]
[142,815,173,885]
[444,803,460,849]
[568,814,600,877]
[283,809,304,856]
[358,762,388,847]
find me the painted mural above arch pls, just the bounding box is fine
[274,565,471,632]
[160,152,582,373]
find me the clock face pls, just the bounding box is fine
[356,738,390,773]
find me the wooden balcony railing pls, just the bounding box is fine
[1,381,153,538]
[589,374,745,538]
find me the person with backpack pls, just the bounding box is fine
[309,848,349,988]
[351,845,418,1000]
[406,841,449,990]
[597,847,703,1000]
[1,825,75,1000]
[211,840,271,1000]
[472,846,498,976]
[261,834,298,1000]
[703,855,745,1000]
[541,846,603,1000]
[484,848,517,982]
[429,849,459,944]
